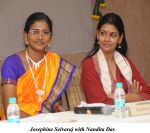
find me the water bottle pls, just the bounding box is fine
[7,97,20,123]
[114,82,126,118]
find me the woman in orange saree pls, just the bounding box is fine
[1,12,75,119]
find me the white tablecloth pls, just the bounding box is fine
[20,111,150,123]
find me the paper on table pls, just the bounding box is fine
[78,101,106,107]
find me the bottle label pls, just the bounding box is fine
[115,99,125,109]
[7,116,20,123]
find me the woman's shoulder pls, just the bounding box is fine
[46,51,61,65]
[46,51,60,58]
[82,57,94,68]
[1,53,23,76]
[124,56,135,65]
[3,53,21,66]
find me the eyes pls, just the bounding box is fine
[99,31,118,38]
[29,29,51,36]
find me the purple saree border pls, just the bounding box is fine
[40,58,76,113]
[40,59,63,112]
[50,59,76,111]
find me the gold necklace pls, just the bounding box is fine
[26,50,48,102]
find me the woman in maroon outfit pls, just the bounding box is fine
[81,13,150,105]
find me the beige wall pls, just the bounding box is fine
[0,0,150,84]
[0,0,93,59]
[91,0,150,84]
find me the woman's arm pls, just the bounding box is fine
[108,92,143,103]
[109,57,149,103]
[127,58,150,100]
[125,93,143,102]
[2,84,30,118]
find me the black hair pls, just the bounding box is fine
[24,12,52,33]
[85,12,128,60]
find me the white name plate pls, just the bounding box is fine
[128,100,150,116]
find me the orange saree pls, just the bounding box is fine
[1,52,76,117]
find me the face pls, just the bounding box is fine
[97,23,123,54]
[24,20,52,51]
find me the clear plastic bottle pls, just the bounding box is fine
[114,82,126,118]
[7,97,20,123]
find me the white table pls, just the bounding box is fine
[20,111,150,123]
[1,110,150,133]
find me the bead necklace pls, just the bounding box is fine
[26,53,45,70]
[25,50,48,102]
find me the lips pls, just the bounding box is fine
[35,41,45,45]
[103,43,111,47]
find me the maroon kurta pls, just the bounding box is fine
[81,57,150,105]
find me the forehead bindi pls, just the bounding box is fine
[100,24,119,33]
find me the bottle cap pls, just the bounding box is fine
[116,82,123,88]
[9,97,16,103]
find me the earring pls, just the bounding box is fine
[48,43,52,47]
[24,41,28,45]
[118,44,121,49]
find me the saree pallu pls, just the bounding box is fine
[1,52,76,117]
[41,58,76,113]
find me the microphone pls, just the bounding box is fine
[74,105,113,115]
[101,105,113,115]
